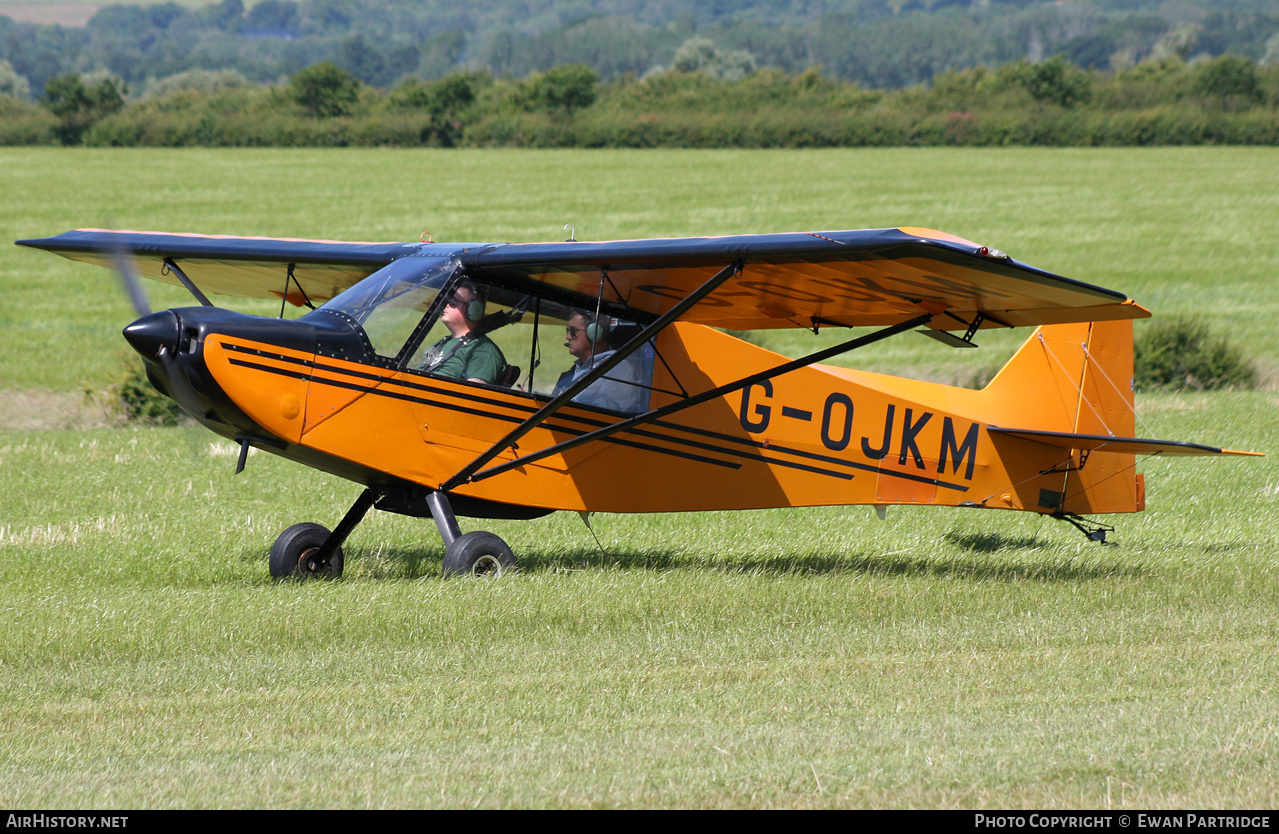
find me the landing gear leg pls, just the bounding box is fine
[426,490,462,548]
[427,490,517,577]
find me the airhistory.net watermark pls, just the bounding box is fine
[6,816,128,829]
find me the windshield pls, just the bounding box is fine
[313,256,457,359]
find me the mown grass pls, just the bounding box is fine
[1,148,1277,808]
[1,392,1275,808]
[5,147,1279,389]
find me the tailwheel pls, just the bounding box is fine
[270,522,344,579]
[1053,512,1116,545]
[442,531,515,578]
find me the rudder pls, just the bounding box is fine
[983,320,1143,514]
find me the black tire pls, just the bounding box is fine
[442,531,515,578]
[269,522,344,580]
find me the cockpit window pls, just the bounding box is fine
[405,288,656,413]
[312,256,457,359]
[312,257,657,413]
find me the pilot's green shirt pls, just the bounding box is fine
[421,335,506,384]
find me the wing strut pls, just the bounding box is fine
[440,260,745,492]
[456,312,934,488]
[162,258,214,308]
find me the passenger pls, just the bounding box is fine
[418,282,507,384]
[552,311,648,414]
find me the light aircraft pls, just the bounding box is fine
[16,226,1259,578]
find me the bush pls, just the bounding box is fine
[42,73,128,145]
[288,61,360,118]
[1133,317,1258,392]
[0,96,58,144]
[114,361,185,426]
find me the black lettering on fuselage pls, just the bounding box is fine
[938,417,979,480]
[898,408,932,468]
[737,384,978,483]
[739,380,773,432]
[820,393,854,451]
[861,403,895,460]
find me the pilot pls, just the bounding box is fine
[552,310,647,414]
[418,282,507,385]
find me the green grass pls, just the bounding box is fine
[1,393,1276,808]
[1,148,1277,808]
[4,147,1278,389]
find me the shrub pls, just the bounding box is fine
[526,64,598,114]
[42,73,128,145]
[1193,55,1263,111]
[288,62,360,118]
[0,96,58,144]
[1133,317,1258,392]
[114,362,184,426]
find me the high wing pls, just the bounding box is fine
[15,229,426,307]
[18,226,1149,331]
[463,227,1150,331]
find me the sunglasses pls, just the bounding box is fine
[565,326,585,339]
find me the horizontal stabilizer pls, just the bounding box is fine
[989,427,1262,457]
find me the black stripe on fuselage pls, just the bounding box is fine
[219,341,963,489]
[225,354,741,471]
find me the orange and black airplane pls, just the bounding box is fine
[17,226,1259,578]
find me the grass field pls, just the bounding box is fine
[2,147,1277,808]
[0,1,210,27]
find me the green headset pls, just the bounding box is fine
[580,312,609,345]
[454,282,486,322]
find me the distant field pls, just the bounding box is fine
[0,2,101,25]
[1,147,1277,808]
[0,0,212,25]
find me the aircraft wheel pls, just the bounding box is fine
[442,531,515,578]
[269,522,344,580]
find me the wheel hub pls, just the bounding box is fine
[297,547,329,575]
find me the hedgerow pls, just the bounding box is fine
[5,57,1276,149]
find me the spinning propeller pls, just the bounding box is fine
[106,232,211,452]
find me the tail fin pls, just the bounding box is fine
[984,320,1135,438]
[984,320,1144,514]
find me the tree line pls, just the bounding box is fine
[2,0,1278,99]
[2,47,1276,148]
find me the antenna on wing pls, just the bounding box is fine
[564,224,576,242]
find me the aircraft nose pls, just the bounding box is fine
[123,310,180,364]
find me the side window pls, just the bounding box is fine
[404,282,655,413]
[508,304,655,413]
[407,281,529,386]
[362,300,434,360]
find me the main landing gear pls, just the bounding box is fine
[269,522,344,578]
[268,488,516,580]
